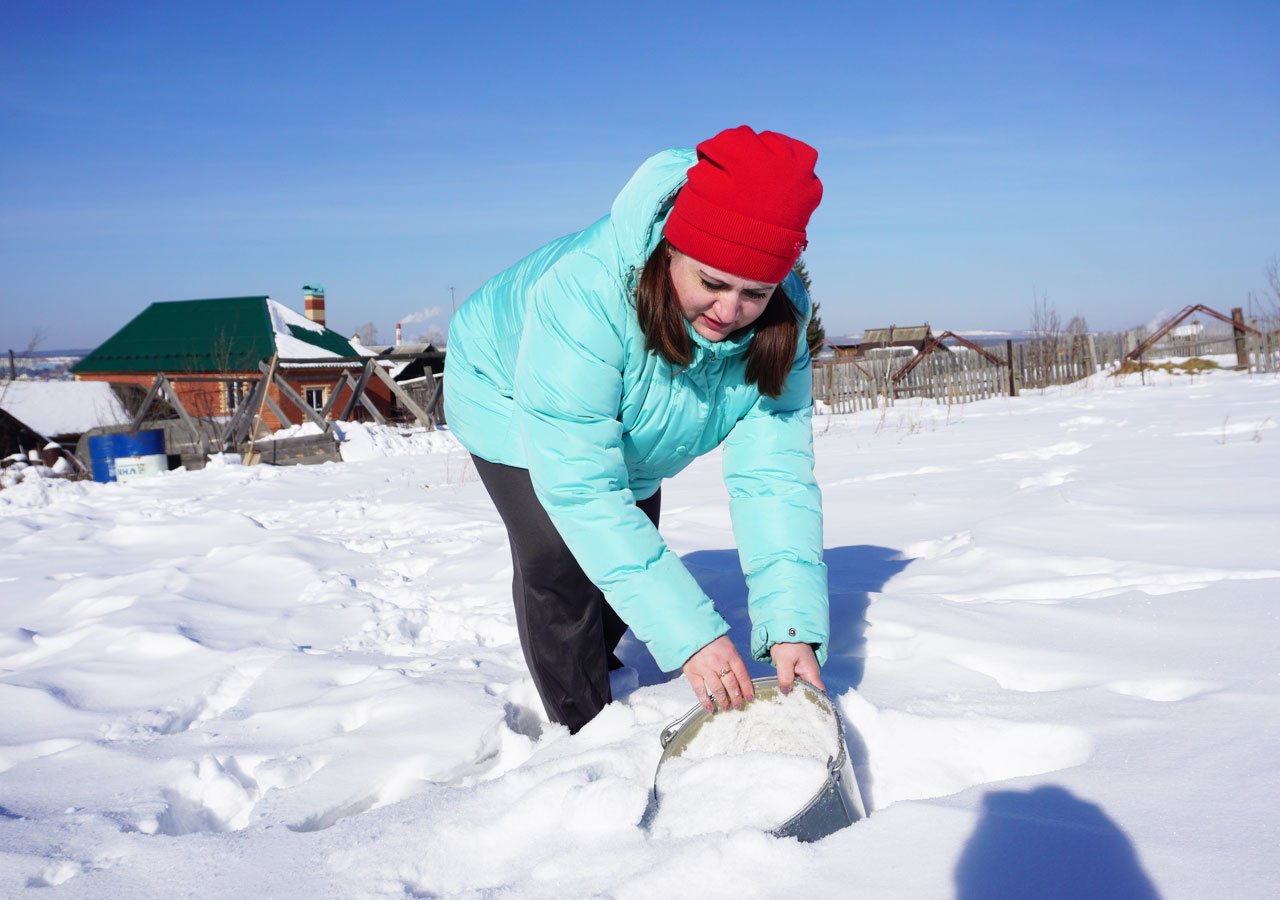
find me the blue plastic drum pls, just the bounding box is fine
[88,432,121,483]
[88,430,167,483]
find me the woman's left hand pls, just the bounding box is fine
[770,642,825,694]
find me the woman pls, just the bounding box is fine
[445,126,829,733]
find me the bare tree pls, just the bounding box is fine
[1065,315,1091,368]
[354,321,380,345]
[168,326,255,452]
[1,328,48,406]
[1026,293,1063,389]
[410,326,447,347]
[1259,259,1280,330]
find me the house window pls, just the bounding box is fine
[223,380,248,412]
[305,386,327,410]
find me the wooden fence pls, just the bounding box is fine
[813,346,1012,414]
[1118,326,1279,374]
[812,323,1280,414]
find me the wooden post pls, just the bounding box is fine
[1232,307,1249,369]
[319,375,346,418]
[224,378,265,449]
[369,364,435,429]
[243,354,279,462]
[151,373,208,456]
[422,376,445,424]
[258,362,331,431]
[263,392,290,427]
[128,374,166,431]
[338,360,377,422]
[1006,340,1018,397]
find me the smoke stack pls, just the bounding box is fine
[395,323,402,346]
[302,283,326,327]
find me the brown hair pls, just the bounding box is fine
[634,239,800,398]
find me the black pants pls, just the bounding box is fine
[472,456,661,734]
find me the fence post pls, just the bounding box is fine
[1006,340,1018,396]
[1231,307,1249,369]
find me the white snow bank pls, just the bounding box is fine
[0,459,89,509]
[257,421,462,461]
[334,422,461,460]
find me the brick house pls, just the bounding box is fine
[71,292,390,430]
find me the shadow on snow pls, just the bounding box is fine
[955,785,1162,899]
[616,543,912,695]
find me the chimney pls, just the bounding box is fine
[302,283,326,327]
[395,322,402,346]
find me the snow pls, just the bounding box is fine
[1,367,1278,897]
[652,753,830,836]
[266,298,377,361]
[0,380,129,436]
[256,421,458,461]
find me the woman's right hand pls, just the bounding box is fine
[682,635,754,712]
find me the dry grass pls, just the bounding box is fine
[1111,358,1221,377]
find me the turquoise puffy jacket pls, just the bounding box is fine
[445,147,828,673]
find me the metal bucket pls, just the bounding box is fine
[644,677,866,841]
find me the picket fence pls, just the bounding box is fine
[812,324,1280,415]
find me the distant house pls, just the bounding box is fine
[828,324,942,358]
[357,339,447,421]
[823,338,860,358]
[859,324,940,355]
[360,340,446,382]
[71,292,388,430]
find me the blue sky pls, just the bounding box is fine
[2,1,1278,350]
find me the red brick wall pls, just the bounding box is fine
[76,368,394,432]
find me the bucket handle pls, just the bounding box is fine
[659,704,705,749]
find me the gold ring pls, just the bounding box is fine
[718,667,731,677]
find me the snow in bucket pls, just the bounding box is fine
[646,679,859,838]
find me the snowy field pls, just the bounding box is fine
[1,366,1278,898]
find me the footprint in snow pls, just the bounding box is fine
[1017,467,1074,489]
[1106,678,1221,702]
[139,753,319,835]
[988,442,1089,462]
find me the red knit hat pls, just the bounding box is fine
[663,125,823,284]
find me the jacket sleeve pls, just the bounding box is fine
[512,261,729,673]
[721,318,829,665]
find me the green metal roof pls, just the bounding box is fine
[72,296,359,374]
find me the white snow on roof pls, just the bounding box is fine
[1,380,130,436]
[268,297,325,334]
[265,298,377,362]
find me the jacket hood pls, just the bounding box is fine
[609,148,695,269]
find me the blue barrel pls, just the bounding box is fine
[88,432,121,483]
[88,430,167,483]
